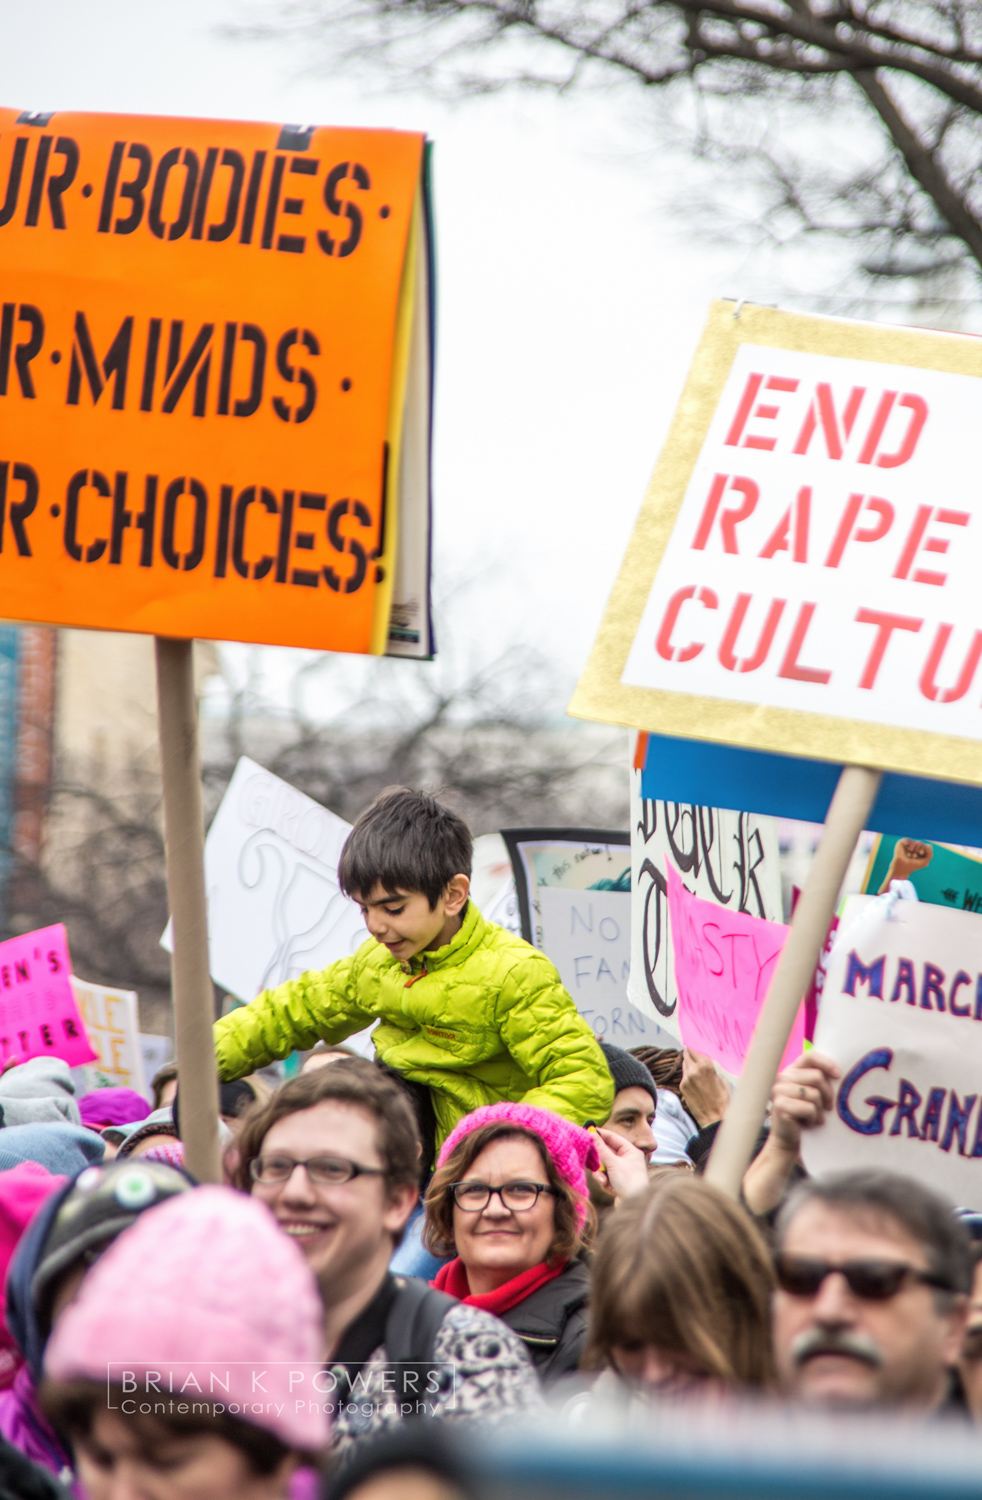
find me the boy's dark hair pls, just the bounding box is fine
[338,788,472,909]
[232,1059,422,1200]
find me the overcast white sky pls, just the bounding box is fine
[0,1,739,713]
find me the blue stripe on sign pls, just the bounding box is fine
[640,732,982,846]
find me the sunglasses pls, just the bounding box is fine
[774,1254,952,1301]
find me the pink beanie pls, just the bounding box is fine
[437,1102,600,1227]
[0,1163,65,1387]
[45,1186,328,1451]
[139,1139,185,1171]
[78,1089,150,1131]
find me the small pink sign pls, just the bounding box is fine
[666,862,804,1076]
[0,925,97,1067]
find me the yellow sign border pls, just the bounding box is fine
[569,299,982,786]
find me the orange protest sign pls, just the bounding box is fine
[0,109,433,656]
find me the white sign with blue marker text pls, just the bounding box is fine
[803,894,982,1207]
[538,886,667,1045]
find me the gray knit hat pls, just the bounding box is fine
[0,1057,80,1128]
[32,1160,193,1315]
[599,1041,658,1109]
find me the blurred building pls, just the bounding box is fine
[0,625,58,931]
[0,625,216,990]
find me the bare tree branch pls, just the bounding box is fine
[239,0,982,289]
[854,66,982,266]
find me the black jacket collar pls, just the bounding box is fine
[498,1259,590,1342]
[333,1272,398,1372]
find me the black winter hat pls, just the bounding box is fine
[327,1418,473,1500]
[171,1079,257,1140]
[31,1159,193,1317]
[116,1119,179,1159]
[599,1041,658,1110]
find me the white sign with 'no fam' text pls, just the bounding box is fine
[538,886,657,1045]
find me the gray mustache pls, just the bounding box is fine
[791,1327,883,1369]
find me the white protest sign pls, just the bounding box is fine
[538,886,658,1044]
[471,832,522,937]
[572,303,982,786]
[628,766,783,1040]
[485,878,521,937]
[622,340,982,736]
[72,977,147,1097]
[163,757,368,1003]
[501,829,631,951]
[803,894,982,1206]
[139,1033,172,1094]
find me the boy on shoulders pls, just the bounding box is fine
[214,787,612,1147]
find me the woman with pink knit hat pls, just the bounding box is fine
[39,1188,328,1500]
[423,1102,627,1384]
[0,1164,65,1393]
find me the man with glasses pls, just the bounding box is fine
[771,1169,972,1412]
[233,1060,541,1453]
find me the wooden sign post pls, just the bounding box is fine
[0,108,435,1177]
[155,637,220,1182]
[704,764,881,1195]
[572,299,982,1194]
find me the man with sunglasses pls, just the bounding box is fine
[234,1059,541,1454]
[772,1169,972,1412]
[956,1215,982,1420]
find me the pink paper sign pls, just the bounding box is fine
[666,863,803,1076]
[0,925,97,1067]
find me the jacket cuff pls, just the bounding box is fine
[685,1121,720,1170]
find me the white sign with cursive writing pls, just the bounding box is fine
[163,757,368,1002]
[628,766,783,1039]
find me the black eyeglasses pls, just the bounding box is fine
[450,1180,555,1212]
[774,1254,952,1301]
[250,1154,385,1186]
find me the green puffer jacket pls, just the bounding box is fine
[213,901,613,1145]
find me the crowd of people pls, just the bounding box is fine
[0,786,976,1499]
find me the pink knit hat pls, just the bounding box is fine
[45,1186,328,1451]
[437,1102,600,1227]
[139,1138,185,1171]
[78,1089,150,1132]
[0,1163,65,1388]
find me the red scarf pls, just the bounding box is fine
[431,1256,567,1316]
